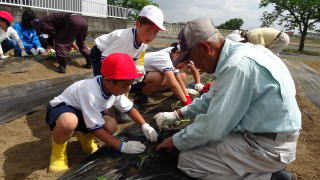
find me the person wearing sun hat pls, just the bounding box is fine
[45,53,158,173]
[0,10,27,59]
[155,18,300,180]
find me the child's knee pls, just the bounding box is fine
[56,113,78,131]
[103,115,118,134]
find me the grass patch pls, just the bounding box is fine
[283,49,320,56]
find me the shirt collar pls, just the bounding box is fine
[132,28,142,49]
[214,39,240,76]
[96,76,112,100]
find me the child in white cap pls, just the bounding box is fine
[90,5,166,77]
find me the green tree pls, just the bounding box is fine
[108,0,158,22]
[259,0,320,51]
[217,18,244,30]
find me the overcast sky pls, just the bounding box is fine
[153,0,275,30]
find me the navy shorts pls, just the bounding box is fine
[45,102,92,133]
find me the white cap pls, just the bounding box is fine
[139,5,166,31]
[226,33,244,42]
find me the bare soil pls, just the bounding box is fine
[0,53,319,180]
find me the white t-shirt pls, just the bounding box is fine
[49,76,133,130]
[95,28,148,60]
[144,47,179,74]
[0,26,24,54]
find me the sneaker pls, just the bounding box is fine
[115,111,132,124]
[271,170,297,180]
[30,48,38,56]
[134,94,148,104]
[82,63,91,69]
[53,66,66,74]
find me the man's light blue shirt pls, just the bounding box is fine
[173,40,301,152]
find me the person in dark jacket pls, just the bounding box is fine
[33,12,91,73]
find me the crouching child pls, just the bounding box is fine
[45,53,158,173]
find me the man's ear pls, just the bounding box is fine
[197,41,211,53]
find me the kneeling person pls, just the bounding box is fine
[45,53,158,173]
[132,45,192,106]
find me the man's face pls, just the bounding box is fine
[136,21,160,44]
[186,43,217,74]
[104,78,133,96]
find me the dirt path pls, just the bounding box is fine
[282,55,320,107]
[0,53,319,180]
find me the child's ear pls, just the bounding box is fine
[135,20,141,28]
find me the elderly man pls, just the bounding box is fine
[154,18,300,180]
[241,27,289,55]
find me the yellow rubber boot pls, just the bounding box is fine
[76,132,98,154]
[48,140,68,173]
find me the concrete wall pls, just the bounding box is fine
[1,5,127,40]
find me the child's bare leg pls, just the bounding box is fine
[141,72,164,96]
[52,112,78,144]
[49,112,78,173]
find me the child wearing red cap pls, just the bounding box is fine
[45,53,158,173]
[0,10,27,59]
[90,5,166,122]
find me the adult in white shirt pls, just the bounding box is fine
[0,11,27,59]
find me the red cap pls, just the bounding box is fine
[101,53,144,80]
[0,11,13,25]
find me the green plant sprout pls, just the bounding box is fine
[96,176,108,180]
[138,153,153,170]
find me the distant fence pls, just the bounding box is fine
[0,0,128,18]
[148,23,320,51]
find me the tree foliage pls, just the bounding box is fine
[217,18,244,30]
[108,0,158,21]
[259,0,320,51]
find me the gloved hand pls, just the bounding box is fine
[120,141,146,154]
[183,95,192,106]
[187,88,200,96]
[30,48,38,55]
[0,54,8,59]
[21,49,28,57]
[142,123,158,142]
[37,47,46,54]
[154,111,180,127]
[135,65,145,83]
[201,82,213,93]
[194,83,204,92]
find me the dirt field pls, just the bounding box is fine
[0,52,319,180]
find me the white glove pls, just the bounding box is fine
[194,83,204,92]
[142,123,158,142]
[154,111,180,127]
[187,88,200,97]
[134,65,145,83]
[30,48,38,55]
[120,141,146,154]
[21,49,28,57]
[0,55,8,59]
[37,47,46,54]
